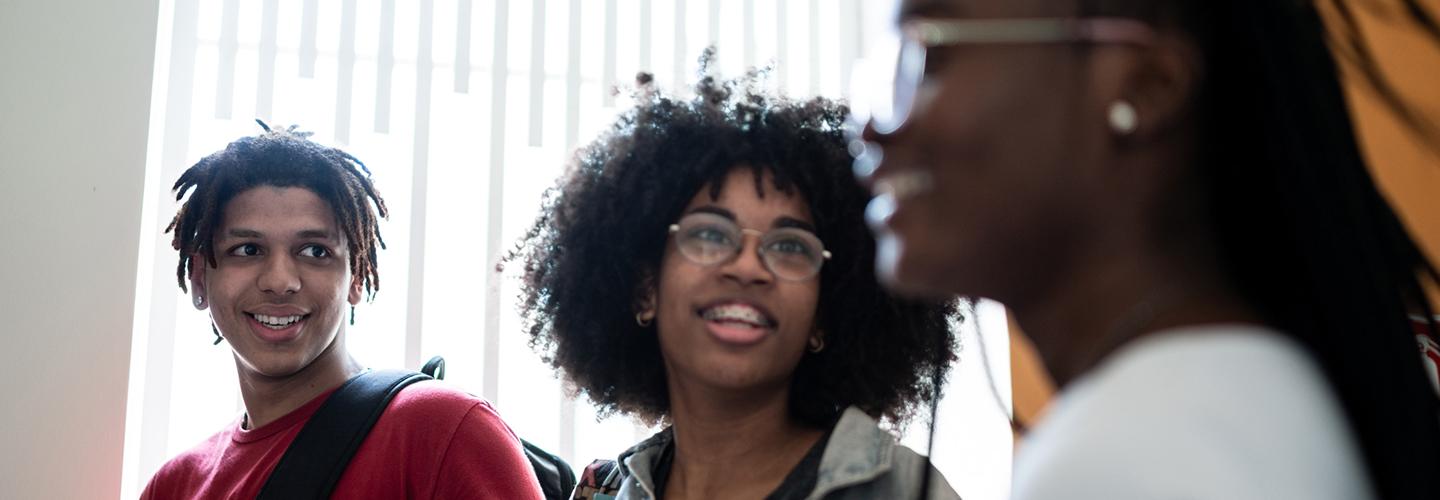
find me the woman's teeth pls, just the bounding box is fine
[701,304,773,327]
[251,313,303,329]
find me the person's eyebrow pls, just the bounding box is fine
[225,228,263,239]
[686,206,736,221]
[221,228,338,240]
[773,216,817,233]
[296,229,338,241]
[686,206,815,233]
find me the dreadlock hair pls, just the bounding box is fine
[166,121,388,301]
[1081,1,1440,498]
[507,50,959,428]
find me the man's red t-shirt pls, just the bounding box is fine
[141,380,545,499]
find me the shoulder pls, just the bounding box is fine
[815,442,959,500]
[1045,326,1354,440]
[357,379,522,465]
[140,424,236,497]
[1053,327,1347,430]
[386,379,490,413]
[817,408,959,500]
[883,445,961,500]
[377,380,517,440]
[1013,326,1372,500]
[159,423,236,468]
[342,380,543,498]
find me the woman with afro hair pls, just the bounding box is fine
[508,53,961,500]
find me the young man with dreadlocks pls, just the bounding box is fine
[140,124,544,499]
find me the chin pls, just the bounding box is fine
[236,351,315,379]
[693,355,783,390]
[875,236,955,299]
[704,373,775,392]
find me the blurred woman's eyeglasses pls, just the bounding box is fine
[853,17,1157,135]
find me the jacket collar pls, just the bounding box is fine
[810,407,896,497]
[617,427,672,497]
[615,407,895,498]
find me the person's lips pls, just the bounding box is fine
[243,306,310,343]
[696,300,777,346]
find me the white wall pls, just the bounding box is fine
[0,0,160,498]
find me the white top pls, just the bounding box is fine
[1012,324,1374,500]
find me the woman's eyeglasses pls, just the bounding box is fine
[855,17,1157,135]
[668,212,832,281]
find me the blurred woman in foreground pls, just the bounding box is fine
[853,1,1440,498]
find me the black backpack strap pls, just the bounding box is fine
[521,438,578,500]
[256,356,577,500]
[256,368,430,499]
[421,355,446,380]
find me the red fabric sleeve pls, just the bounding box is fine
[429,401,547,500]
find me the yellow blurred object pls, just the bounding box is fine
[1319,1,1440,307]
[1009,312,1054,443]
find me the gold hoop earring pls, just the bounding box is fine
[808,335,825,353]
[636,311,654,328]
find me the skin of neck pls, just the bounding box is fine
[1011,237,1259,387]
[661,372,826,500]
[235,332,364,429]
[1008,142,1262,387]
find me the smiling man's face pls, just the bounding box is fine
[192,185,361,379]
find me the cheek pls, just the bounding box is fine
[920,62,1022,148]
[920,54,1082,172]
[781,284,821,336]
[307,266,358,302]
[878,229,964,297]
[203,268,243,307]
[653,255,695,320]
[884,150,1077,296]
[927,184,1090,297]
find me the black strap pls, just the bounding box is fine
[421,356,446,380]
[256,368,431,500]
[255,357,575,500]
[523,439,578,500]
